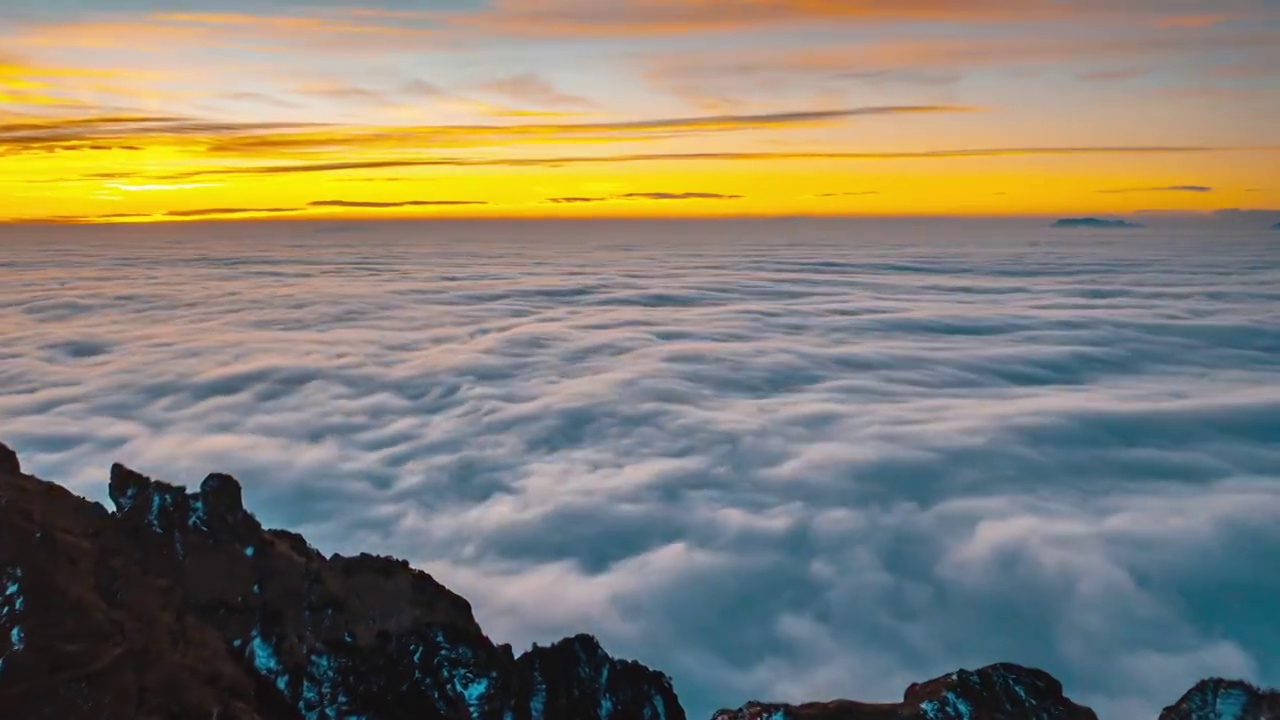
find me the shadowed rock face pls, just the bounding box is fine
[1158,680,1280,720]
[0,440,1275,720]
[0,442,18,475]
[711,663,1099,720]
[0,442,683,720]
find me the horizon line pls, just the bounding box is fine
[2,211,1275,227]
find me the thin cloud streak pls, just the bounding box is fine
[0,106,970,156]
[1097,185,1215,194]
[618,192,742,201]
[162,207,300,217]
[107,183,219,192]
[476,73,594,108]
[0,114,317,154]
[201,105,973,155]
[545,192,744,204]
[166,146,1236,179]
[309,200,489,208]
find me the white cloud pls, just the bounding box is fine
[1,219,1278,719]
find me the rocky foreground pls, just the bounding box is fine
[1,441,1275,719]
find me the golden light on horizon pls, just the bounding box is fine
[0,1,1277,223]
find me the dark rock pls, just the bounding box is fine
[1052,217,1143,229]
[1,454,683,720]
[712,663,1098,720]
[200,472,246,519]
[1159,679,1280,720]
[0,441,19,475]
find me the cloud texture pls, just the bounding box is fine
[0,219,1278,719]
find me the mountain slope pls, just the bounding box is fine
[0,441,681,720]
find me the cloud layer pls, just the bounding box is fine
[1,219,1278,719]
[153,146,1233,182]
[460,0,1268,37]
[0,105,972,163]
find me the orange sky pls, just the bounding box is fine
[1,0,1277,223]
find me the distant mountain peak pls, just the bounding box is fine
[712,663,1097,720]
[1052,217,1143,229]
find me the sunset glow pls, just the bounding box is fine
[2,1,1277,222]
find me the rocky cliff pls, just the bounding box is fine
[0,442,681,720]
[1158,680,1280,720]
[711,673,1280,720]
[710,664,1099,720]
[1,441,1275,720]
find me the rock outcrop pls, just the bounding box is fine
[711,664,1098,720]
[1,440,1276,720]
[1159,680,1280,720]
[0,442,682,720]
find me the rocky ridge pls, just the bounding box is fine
[1158,680,1280,720]
[711,663,1099,720]
[1,441,1276,720]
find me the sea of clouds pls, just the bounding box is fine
[1,218,1278,719]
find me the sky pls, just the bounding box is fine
[1,0,1278,221]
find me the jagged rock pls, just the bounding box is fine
[711,663,1098,720]
[0,445,684,720]
[0,441,19,475]
[1159,679,1280,720]
[1,441,1275,720]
